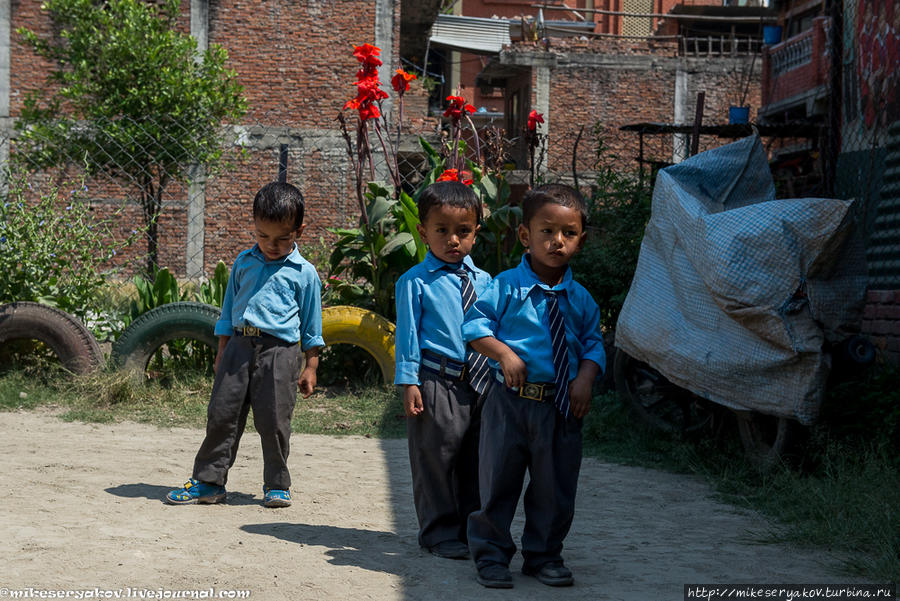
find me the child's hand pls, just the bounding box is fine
[298,365,317,398]
[498,349,527,389]
[568,372,593,419]
[403,384,424,417]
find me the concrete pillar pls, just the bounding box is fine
[190,0,208,56]
[187,0,209,279]
[673,68,688,164]
[0,0,10,195]
[535,66,551,176]
[373,0,395,184]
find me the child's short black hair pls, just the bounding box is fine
[253,182,305,229]
[521,183,588,229]
[417,181,483,225]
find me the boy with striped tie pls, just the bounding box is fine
[394,181,492,560]
[462,184,606,588]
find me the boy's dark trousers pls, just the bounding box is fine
[407,369,483,549]
[192,333,301,490]
[467,381,582,571]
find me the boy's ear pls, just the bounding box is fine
[416,223,428,246]
[517,223,529,248]
[294,224,307,239]
[576,230,586,252]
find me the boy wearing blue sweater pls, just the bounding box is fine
[463,184,606,588]
[166,182,324,508]
[394,181,492,560]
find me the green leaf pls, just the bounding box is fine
[379,232,414,257]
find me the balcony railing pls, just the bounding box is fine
[680,35,762,57]
[761,16,830,112]
[770,32,812,76]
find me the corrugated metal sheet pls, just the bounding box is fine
[868,120,900,288]
[428,14,511,55]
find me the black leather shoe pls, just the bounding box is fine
[476,563,514,588]
[522,561,574,586]
[427,540,469,559]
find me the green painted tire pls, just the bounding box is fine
[111,302,220,378]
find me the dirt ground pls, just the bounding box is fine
[1,410,858,601]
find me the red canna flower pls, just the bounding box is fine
[436,169,458,182]
[391,69,417,94]
[527,109,544,131]
[352,43,383,68]
[436,169,473,186]
[443,95,476,120]
[344,43,386,122]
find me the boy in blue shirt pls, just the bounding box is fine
[166,182,324,508]
[394,181,492,560]
[463,183,606,588]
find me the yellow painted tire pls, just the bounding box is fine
[322,305,395,385]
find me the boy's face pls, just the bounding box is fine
[416,205,480,264]
[254,218,305,261]
[518,202,585,283]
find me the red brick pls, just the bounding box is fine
[868,290,894,304]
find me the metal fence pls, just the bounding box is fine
[1,109,613,287]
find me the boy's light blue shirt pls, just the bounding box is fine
[462,254,606,384]
[214,243,324,350]
[394,251,492,385]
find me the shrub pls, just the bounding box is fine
[571,139,652,332]
[0,175,139,329]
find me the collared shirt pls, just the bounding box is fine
[214,243,324,349]
[394,251,492,385]
[462,254,606,383]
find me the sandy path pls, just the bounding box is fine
[0,411,855,600]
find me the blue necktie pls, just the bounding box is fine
[454,267,492,394]
[544,290,570,417]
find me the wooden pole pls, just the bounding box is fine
[691,91,705,157]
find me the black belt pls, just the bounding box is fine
[495,372,555,402]
[233,326,286,343]
[421,349,466,381]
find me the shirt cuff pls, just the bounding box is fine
[461,320,494,343]
[301,335,325,352]
[214,319,233,337]
[394,361,421,386]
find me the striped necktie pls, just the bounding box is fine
[454,267,492,394]
[544,289,570,417]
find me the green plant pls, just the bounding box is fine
[15,0,247,273]
[126,267,188,327]
[193,261,230,308]
[327,182,422,319]
[0,175,139,330]
[570,137,652,331]
[471,170,523,275]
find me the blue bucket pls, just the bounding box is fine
[729,106,750,124]
[763,25,782,45]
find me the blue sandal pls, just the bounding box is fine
[263,486,291,508]
[165,479,226,505]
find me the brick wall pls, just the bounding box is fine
[862,291,900,364]
[506,37,762,177]
[9,0,404,278]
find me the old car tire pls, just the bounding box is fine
[111,303,396,385]
[111,302,220,378]
[322,305,395,385]
[614,349,713,435]
[0,301,103,374]
[735,411,801,471]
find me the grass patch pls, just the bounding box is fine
[0,366,404,436]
